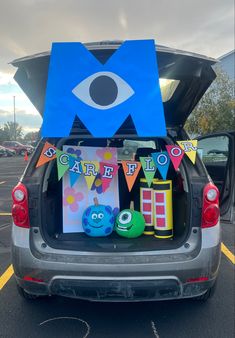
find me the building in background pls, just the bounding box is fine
[218,50,235,80]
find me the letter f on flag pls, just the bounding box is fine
[42,40,166,138]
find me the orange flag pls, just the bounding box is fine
[121,161,141,192]
[36,142,57,168]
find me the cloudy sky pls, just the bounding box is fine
[0,0,234,134]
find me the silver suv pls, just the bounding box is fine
[11,42,234,302]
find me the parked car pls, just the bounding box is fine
[0,146,7,157]
[10,42,234,302]
[2,141,33,156]
[0,145,16,157]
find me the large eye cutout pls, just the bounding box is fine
[119,211,132,225]
[72,71,134,110]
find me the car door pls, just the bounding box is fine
[197,132,235,222]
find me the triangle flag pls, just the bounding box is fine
[177,140,198,164]
[166,145,185,171]
[100,162,119,192]
[36,142,57,168]
[69,156,82,187]
[121,161,141,192]
[139,157,156,187]
[151,151,170,180]
[56,150,70,180]
[81,161,100,190]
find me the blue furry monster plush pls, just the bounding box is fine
[82,197,115,237]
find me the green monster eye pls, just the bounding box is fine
[119,211,132,224]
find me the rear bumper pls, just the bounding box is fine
[12,223,221,301]
[15,275,217,301]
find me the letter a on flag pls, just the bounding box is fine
[36,142,57,168]
[166,145,185,171]
[121,161,141,192]
[177,140,198,164]
[81,161,99,190]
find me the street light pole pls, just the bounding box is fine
[13,95,16,140]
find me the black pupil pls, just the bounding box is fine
[89,75,118,106]
[122,213,128,220]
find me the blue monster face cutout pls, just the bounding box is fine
[82,198,115,237]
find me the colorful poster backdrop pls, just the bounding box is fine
[139,157,156,187]
[177,140,198,164]
[121,161,141,191]
[62,146,119,233]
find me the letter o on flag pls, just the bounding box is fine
[171,147,182,157]
[157,153,168,166]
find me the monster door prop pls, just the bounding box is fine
[42,40,166,138]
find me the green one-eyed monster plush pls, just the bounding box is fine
[115,209,145,238]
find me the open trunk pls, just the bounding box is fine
[41,135,191,252]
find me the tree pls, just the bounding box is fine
[3,121,23,141]
[24,131,39,142]
[185,68,235,136]
[0,126,8,143]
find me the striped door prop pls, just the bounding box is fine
[153,180,173,238]
[140,178,154,235]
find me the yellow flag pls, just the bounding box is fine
[177,140,198,164]
[81,161,100,190]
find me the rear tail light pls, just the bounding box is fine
[23,276,44,283]
[201,183,219,228]
[12,183,30,228]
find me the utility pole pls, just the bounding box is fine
[13,95,16,140]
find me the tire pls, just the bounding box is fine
[193,280,217,302]
[16,284,39,300]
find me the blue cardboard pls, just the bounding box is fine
[42,40,166,137]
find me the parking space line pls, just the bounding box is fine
[0,213,11,216]
[0,264,14,290]
[221,242,235,264]
[0,181,6,185]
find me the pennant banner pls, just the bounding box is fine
[57,150,70,180]
[36,142,57,168]
[81,161,100,190]
[100,162,119,192]
[69,156,82,187]
[177,140,198,164]
[139,157,156,187]
[152,151,170,180]
[36,141,199,190]
[166,145,185,171]
[121,161,141,191]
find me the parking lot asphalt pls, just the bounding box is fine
[0,157,234,338]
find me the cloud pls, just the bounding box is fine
[0,0,234,131]
[0,108,42,132]
[0,0,234,74]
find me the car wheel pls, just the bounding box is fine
[16,284,40,300]
[193,281,217,302]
